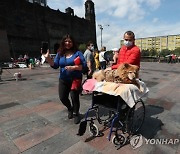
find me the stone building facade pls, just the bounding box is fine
[0,0,96,61]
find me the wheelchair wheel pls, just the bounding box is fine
[89,123,99,136]
[125,99,145,134]
[112,134,126,146]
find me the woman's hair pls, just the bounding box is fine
[58,34,78,56]
[101,46,106,51]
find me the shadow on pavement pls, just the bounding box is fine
[140,104,164,139]
[0,78,27,82]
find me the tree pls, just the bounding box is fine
[149,48,157,56]
[172,47,180,56]
[78,44,86,53]
[141,49,150,56]
[160,49,171,57]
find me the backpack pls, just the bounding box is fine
[104,51,110,62]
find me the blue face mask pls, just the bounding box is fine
[124,40,133,47]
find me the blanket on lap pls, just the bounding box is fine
[82,79,149,108]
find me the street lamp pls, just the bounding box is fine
[98,24,109,48]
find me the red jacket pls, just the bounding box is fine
[111,45,141,69]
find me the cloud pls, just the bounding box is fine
[73,6,84,17]
[98,21,180,50]
[146,0,161,10]
[119,22,180,39]
[47,0,180,51]
[152,18,159,23]
[48,0,161,21]
[47,0,68,11]
[96,23,125,50]
[47,0,85,16]
[94,0,160,22]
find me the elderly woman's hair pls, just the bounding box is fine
[124,31,135,39]
[58,34,78,56]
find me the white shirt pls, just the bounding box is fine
[99,51,106,62]
[41,55,46,64]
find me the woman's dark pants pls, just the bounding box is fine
[58,79,80,115]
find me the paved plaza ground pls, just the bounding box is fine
[0,62,179,154]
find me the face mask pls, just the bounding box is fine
[124,40,133,47]
[90,46,94,51]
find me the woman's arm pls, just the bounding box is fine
[65,65,82,71]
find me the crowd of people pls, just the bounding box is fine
[167,54,179,63]
[10,53,43,69]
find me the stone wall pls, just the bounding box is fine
[0,0,96,61]
[0,30,11,61]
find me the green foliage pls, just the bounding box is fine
[159,49,171,57]
[141,47,180,59]
[141,49,150,56]
[78,44,86,53]
[149,48,157,56]
[172,47,180,56]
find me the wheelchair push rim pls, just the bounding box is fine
[125,99,145,135]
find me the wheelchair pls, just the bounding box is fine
[78,91,145,149]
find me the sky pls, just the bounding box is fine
[47,0,180,50]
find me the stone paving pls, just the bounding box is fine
[0,62,179,154]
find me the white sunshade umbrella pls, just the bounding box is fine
[165,55,171,57]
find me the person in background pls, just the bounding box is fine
[105,31,141,72]
[99,46,107,70]
[94,49,100,70]
[171,54,176,63]
[178,55,180,63]
[24,53,29,67]
[112,48,119,65]
[83,41,96,78]
[40,48,46,65]
[29,57,35,69]
[168,54,172,63]
[42,34,87,124]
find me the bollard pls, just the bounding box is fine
[0,67,2,81]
